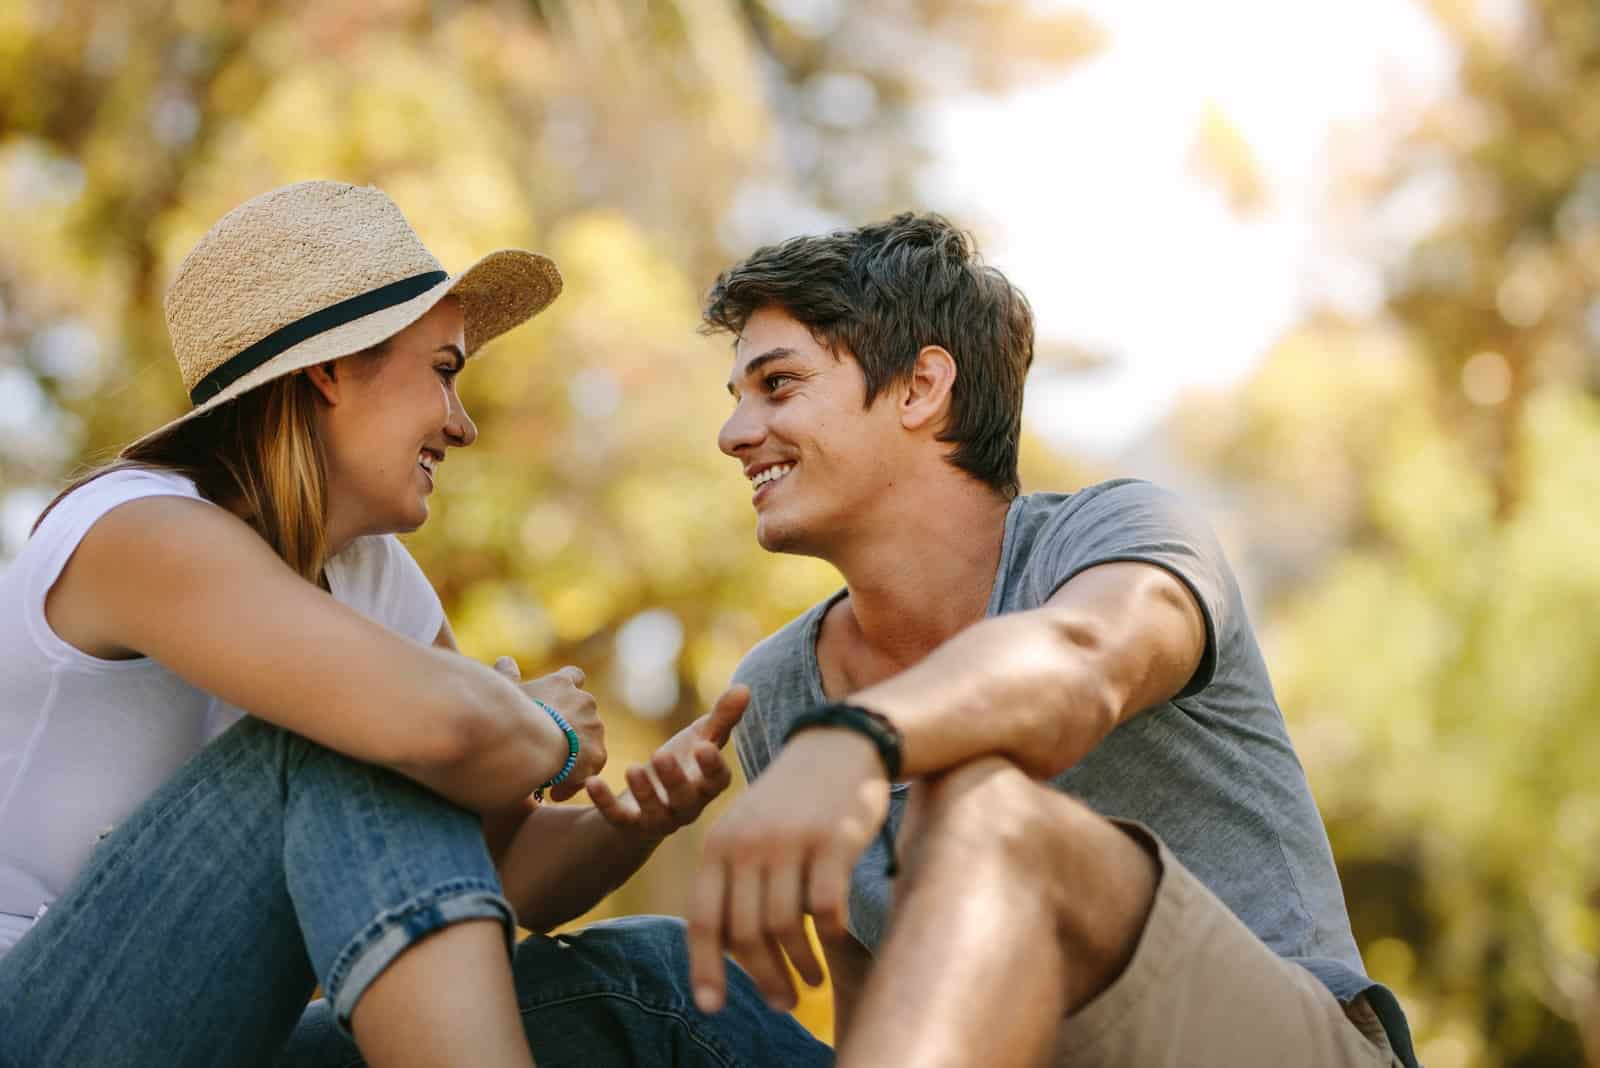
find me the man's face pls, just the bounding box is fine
[718,306,902,556]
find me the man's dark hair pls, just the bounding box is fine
[703,213,1034,499]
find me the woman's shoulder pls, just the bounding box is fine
[47,466,203,519]
[30,467,207,546]
[325,534,443,644]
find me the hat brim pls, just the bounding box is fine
[125,249,561,454]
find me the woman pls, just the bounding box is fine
[0,182,830,1068]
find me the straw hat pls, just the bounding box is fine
[131,180,561,447]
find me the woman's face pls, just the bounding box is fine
[312,297,476,542]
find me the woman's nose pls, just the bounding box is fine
[445,390,478,447]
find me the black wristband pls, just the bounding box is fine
[783,702,903,781]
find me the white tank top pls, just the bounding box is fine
[0,468,444,958]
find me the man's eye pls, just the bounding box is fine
[765,374,794,390]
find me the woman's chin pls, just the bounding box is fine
[385,500,429,534]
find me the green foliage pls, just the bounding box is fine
[0,0,1098,1044]
[1172,6,1600,1061]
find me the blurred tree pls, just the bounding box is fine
[0,0,1100,1043]
[1171,1,1600,1063]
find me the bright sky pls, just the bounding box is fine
[931,0,1457,456]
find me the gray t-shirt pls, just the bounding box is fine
[733,478,1373,1004]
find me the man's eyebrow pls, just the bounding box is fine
[437,344,466,370]
[726,347,797,397]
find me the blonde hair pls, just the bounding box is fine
[36,371,332,582]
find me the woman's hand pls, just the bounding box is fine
[494,658,606,802]
[583,685,749,840]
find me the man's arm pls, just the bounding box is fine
[688,559,1207,1013]
[854,559,1206,780]
[491,803,663,931]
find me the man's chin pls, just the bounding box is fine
[755,516,804,555]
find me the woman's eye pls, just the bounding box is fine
[437,365,460,382]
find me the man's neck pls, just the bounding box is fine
[826,484,1012,679]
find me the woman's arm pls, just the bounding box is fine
[46,495,573,812]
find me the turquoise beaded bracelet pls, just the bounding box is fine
[532,698,580,802]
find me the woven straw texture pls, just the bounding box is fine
[139,180,560,445]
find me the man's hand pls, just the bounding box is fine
[688,726,890,1014]
[494,658,606,802]
[584,685,747,839]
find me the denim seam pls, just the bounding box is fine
[519,989,745,1068]
[323,877,515,1033]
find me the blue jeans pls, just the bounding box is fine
[0,716,832,1068]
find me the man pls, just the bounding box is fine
[687,214,1419,1067]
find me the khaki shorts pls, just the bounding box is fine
[1052,823,1402,1068]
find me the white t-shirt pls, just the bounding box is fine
[0,468,444,958]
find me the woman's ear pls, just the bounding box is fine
[901,345,957,432]
[303,361,341,406]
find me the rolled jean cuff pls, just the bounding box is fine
[324,877,516,1034]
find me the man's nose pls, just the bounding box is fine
[718,400,764,457]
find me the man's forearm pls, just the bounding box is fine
[851,609,1116,780]
[852,564,1205,780]
[496,805,664,931]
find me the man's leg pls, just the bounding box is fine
[834,757,1156,1068]
[836,757,1397,1068]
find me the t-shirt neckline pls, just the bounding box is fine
[800,495,1028,705]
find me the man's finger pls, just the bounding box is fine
[699,685,750,747]
[765,863,824,988]
[654,750,699,812]
[694,742,732,794]
[689,861,729,1012]
[627,765,670,823]
[585,776,638,823]
[727,863,792,1010]
[805,845,855,941]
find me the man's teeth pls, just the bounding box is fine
[751,463,793,489]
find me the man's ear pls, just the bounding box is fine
[900,345,956,432]
[303,361,341,406]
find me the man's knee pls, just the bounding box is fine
[903,756,1099,880]
[900,757,1157,955]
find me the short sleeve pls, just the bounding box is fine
[326,535,445,646]
[18,470,206,664]
[1021,481,1231,698]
